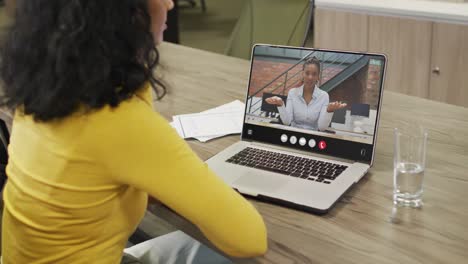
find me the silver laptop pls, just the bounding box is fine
[207,44,387,214]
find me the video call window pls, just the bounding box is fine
[245,46,384,145]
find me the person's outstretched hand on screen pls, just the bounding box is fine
[265,96,284,106]
[327,101,347,112]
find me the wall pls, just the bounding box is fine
[249,59,302,97]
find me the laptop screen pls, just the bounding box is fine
[242,45,386,163]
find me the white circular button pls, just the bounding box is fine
[289,136,297,145]
[299,137,306,146]
[281,134,288,143]
[308,139,316,148]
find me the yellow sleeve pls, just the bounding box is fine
[88,97,268,257]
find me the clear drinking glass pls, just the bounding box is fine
[393,126,428,207]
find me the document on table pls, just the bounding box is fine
[170,100,245,142]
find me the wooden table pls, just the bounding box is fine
[149,42,468,264]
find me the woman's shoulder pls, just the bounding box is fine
[315,87,329,99]
[287,87,300,96]
[78,91,170,157]
[78,91,162,146]
[93,96,157,128]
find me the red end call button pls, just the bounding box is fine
[318,140,327,150]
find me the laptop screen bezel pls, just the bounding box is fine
[240,44,387,165]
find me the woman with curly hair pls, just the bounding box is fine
[0,0,267,263]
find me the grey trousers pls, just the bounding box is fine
[121,231,232,264]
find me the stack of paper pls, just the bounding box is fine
[170,100,245,142]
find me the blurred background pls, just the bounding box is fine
[174,0,468,109]
[2,0,467,108]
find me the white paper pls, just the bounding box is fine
[170,100,245,142]
[176,111,244,138]
[170,116,184,137]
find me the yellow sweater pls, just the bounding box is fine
[1,85,267,263]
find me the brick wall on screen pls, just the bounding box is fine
[364,64,383,109]
[249,60,302,97]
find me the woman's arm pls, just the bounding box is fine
[277,91,294,125]
[90,99,267,258]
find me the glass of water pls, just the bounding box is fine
[393,126,428,207]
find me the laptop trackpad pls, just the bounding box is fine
[232,173,287,196]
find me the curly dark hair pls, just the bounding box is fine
[0,0,166,121]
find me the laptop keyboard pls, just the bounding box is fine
[226,147,348,184]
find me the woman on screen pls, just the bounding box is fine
[265,57,347,131]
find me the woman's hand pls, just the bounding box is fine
[327,101,347,112]
[265,96,284,106]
